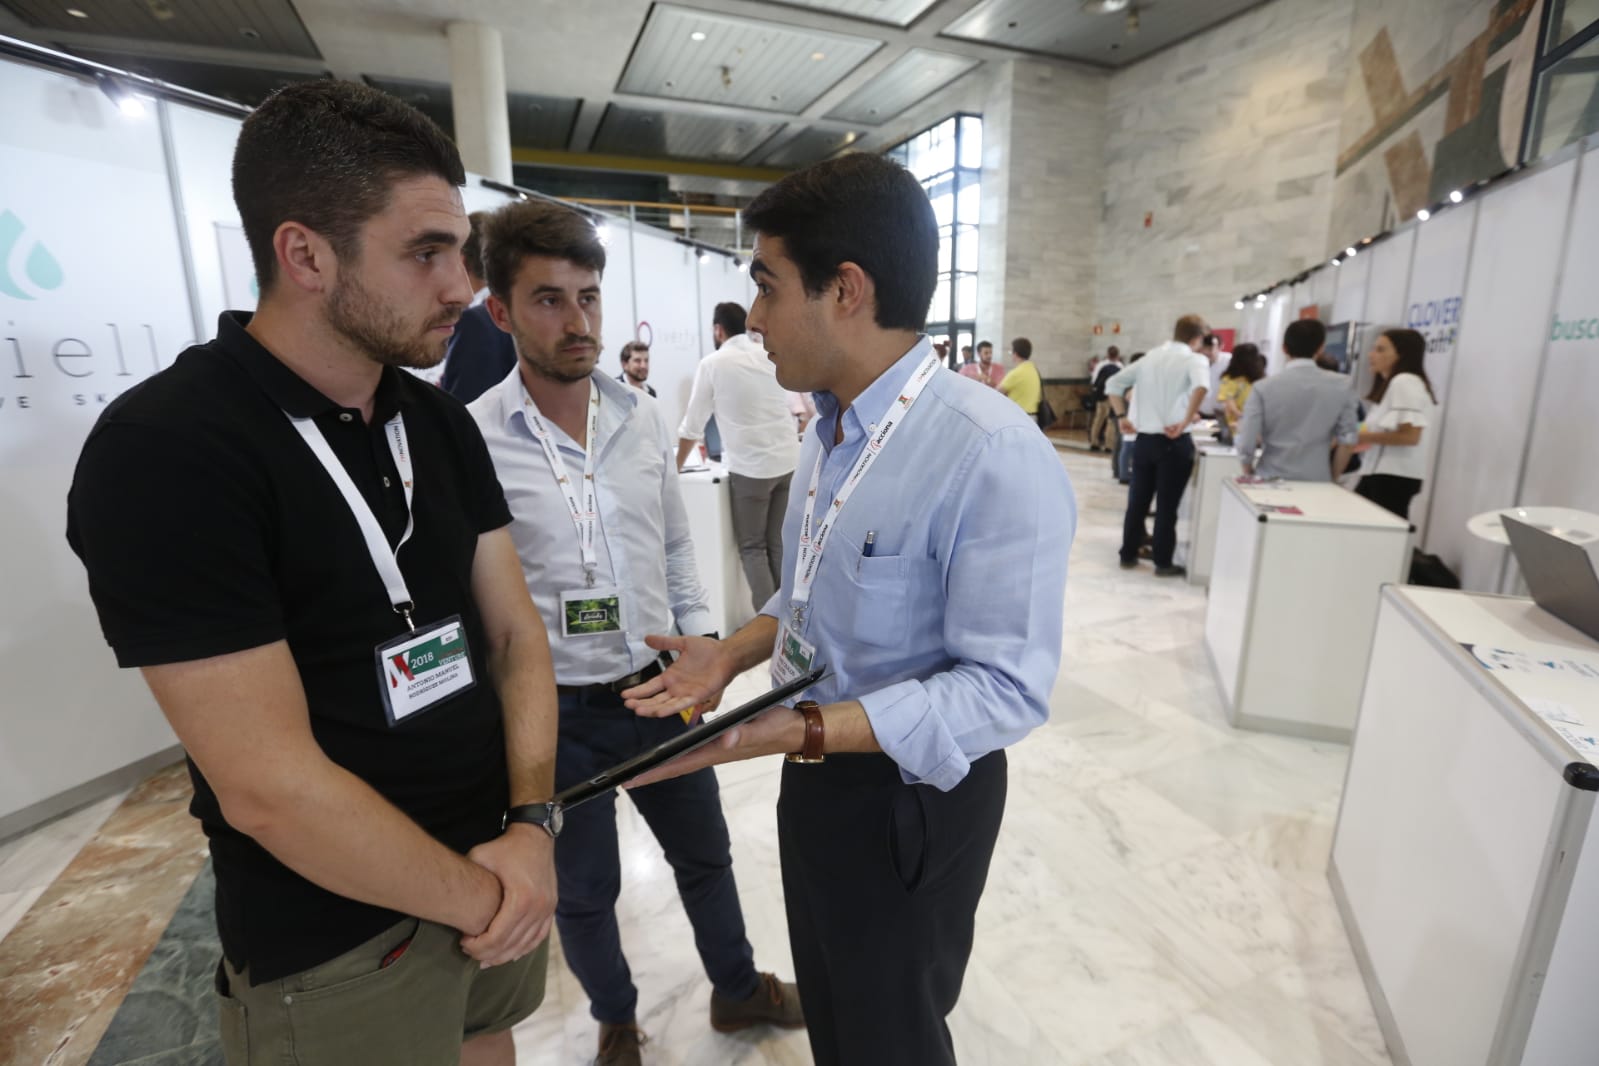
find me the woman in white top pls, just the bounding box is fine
[1355,328,1438,519]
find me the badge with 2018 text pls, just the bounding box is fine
[375,615,476,726]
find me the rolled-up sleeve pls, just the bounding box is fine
[1104,363,1138,398]
[1334,390,1360,445]
[1234,386,1264,463]
[676,358,715,442]
[857,425,1075,790]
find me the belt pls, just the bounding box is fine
[557,654,671,699]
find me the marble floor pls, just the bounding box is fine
[0,447,1389,1066]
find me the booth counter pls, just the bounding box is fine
[677,464,756,638]
[1204,479,1411,741]
[1332,586,1599,1066]
[1186,443,1242,586]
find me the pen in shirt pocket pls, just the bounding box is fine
[862,530,877,559]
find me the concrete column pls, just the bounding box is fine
[446,21,512,184]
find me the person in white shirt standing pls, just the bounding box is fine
[1104,314,1214,577]
[676,302,801,610]
[467,203,802,1066]
[1199,333,1228,418]
[1355,327,1439,520]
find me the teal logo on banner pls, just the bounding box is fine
[1550,314,1599,342]
[0,210,64,300]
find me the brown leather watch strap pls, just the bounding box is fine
[785,700,825,764]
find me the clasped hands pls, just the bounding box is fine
[459,822,557,969]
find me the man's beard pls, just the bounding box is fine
[515,328,599,384]
[327,272,460,370]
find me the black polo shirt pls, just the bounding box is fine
[66,312,515,984]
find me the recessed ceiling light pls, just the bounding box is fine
[1081,0,1131,12]
[239,26,260,40]
[66,7,89,17]
[769,94,780,102]
[811,51,825,61]
[1006,20,1018,28]
[690,30,706,41]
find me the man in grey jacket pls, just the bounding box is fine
[1234,319,1359,481]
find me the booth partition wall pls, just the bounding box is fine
[884,113,983,365]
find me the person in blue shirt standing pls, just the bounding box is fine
[619,153,1076,1066]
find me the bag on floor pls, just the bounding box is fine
[1408,549,1460,589]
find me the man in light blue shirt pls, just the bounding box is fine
[1233,318,1359,481]
[466,201,802,1066]
[620,153,1075,1066]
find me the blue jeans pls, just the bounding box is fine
[553,688,759,1022]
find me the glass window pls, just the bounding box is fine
[955,224,979,273]
[955,273,978,321]
[1549,0,1599,50]
[956,174,981,226]
[931,274,952,324]
[960,115,983,169]
[1531,34,1599,160]
[936,226,953,274]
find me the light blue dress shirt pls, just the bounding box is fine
[763,338,1076,791]
[468,367,714,685]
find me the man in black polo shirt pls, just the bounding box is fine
[66,82,559,1066]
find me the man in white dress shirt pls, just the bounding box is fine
[675,302,801,610]
[466,202,802,1066]
[1104,313,1213,577]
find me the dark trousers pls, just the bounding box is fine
[1121,433,1196,567]
[778,751,1007,1066]
[553,689,758,1023]
[1356,473,1422,522]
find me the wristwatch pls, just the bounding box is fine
[503,801,564,839]
[785,700,826,764]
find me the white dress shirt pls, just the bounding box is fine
[1104,340,1211,434]
[677,332,800,479]
[468,367,713,685]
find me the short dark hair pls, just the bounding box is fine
[619,341,648,364]
[977,340,993,352]
[1283,318,1327,359]
[742,153,937,331]
[481,201,606,303]
[713,301,747,337]
[233,80,465,294]
[1107,345,1120,359]
[462,211,490,283]
[1012,337,1032,360]
[1203,333,1220,348]
[960,344,973,356]
[1173,315,1207,344]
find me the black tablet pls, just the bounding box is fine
[554,666,828,809]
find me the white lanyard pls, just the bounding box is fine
[789,350,942,629]
[524,383,603,587]
[288,412,418,629]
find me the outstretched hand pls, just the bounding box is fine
[623,634,734,719]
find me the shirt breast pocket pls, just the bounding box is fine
[837,548,937,650]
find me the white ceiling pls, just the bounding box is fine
[0,0,1271,171]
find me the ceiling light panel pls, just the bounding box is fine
[618,4,881,114]
[758,125,865,167]
[825,47,978,125]
[593,105,786,162]
[0,0,321,57]
[940,0,1262,66]
[760,0,942,29]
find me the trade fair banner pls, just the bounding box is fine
[1521,149,1599,520]
[1424,160,1577,591]
[1398,199,1476,544]
[1,59,186,824]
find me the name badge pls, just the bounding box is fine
[375,615,476,726]
[560,586,625,639]
[770,621,818,689]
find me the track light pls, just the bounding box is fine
[94,72,147,118]
[1450,190,1464,204]
[1234,300,1244,310]
[1417,208,1430,222]
[1345,246,1357,258]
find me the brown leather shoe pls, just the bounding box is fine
[709,972,805,1032]
[595,1020,646,1066]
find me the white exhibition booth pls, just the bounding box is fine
[0,45,753,838]
[1235,136,1599,599]
[1204,480,1411,741]
[1332,586,1599,1066]
[1183,442,1240,587]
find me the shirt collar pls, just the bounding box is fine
[217,311,403,422]
[814,335,932,448]
[506,365,639,438]
[1282,357,1318,370]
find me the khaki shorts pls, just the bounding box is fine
[217,918,548,1066]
